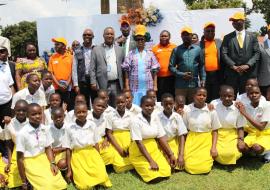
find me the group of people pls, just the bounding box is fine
[0,11,270,189]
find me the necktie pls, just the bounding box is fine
[237,32,243,48]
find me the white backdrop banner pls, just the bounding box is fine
[37,8,243,55]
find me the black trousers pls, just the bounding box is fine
[259,85,270,98]
[107,80,121,108]
[225,73,250,97]
[157,76,175,101]
[78,76,97,109]
[205,71,221,103]
[55,89,73,111]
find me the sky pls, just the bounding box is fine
[0,0,266,32]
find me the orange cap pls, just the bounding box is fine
[51,37,67,46]
[181,26,192,34]
[204,22,215,29]
[121,20,130,26]
[134,25,147,36]
[229,12,245,21]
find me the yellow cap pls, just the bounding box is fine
[204,22,215,29]
[181,26,192,34]
[229,12,245,21]
[134,25,147,36]
[51,37,67,46]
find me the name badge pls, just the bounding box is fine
[53,60,59,64]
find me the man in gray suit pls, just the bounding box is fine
[222,12,260,95]
[258,25,270,97]
[90,27,125,107]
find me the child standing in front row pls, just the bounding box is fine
[183,87,221,174]
[157,93,187,170]
[106,94,134,173]
[63,103,112,189]
[16,103,66,190]
[215,86,245,165]
[5,100,29,189]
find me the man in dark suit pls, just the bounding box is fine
[222,12,260,95]
[90,27,125,107]
[258,25,270,97]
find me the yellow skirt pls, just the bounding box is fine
[184,131,213,174]
[112,130,133,173]
[216,128,242,165]
[24,153,67,190]
[0,154,7,188]
[99,137,115,165]
[129,139,171,182]
[244,127,270,151]
[7,146,22,188]
[167,137,182,170]
[55,152,66,164]
[71,146,112,189]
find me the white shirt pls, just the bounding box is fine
[131,113,166,141]
[62,120,100,149]
[267,38,270,49]
[156,111,187,139]
[39,84,55,104]
[11,88,47,109]
[0,61,14,105]
[88,111,107,138]
[152,102,163,116]
[210,98,222,108]
[245,100,270,129]
[237,93,266,105]
[104,106,115,117]
[44,108,69,125]
[127,104,141,116]
[16,123,53,157]
[106,110,132,131]
[104,44,118,81]
[5,118,28,143]
[183,103,221,132]
[66,109,91,123]
[215,102,246,129]
[49,123,67,148]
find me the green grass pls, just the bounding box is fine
[67,156,270,190]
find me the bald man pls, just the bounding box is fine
[72,28,96,108]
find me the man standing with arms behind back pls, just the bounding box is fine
[222,12,260,95]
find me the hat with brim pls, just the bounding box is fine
[181,26,192,34]
[204,22,215,29]
[0,46,8,51]
[134,25,147,36]
[52,37,67,46]
[229,12,245,21]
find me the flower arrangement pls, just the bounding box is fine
[119,5,163,27]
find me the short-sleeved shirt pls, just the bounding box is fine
[88,111,107,138]
[104,106,115,117]
[62,120,100,149]
[237,93,266,105]
[16,123,53,157]
[156,111,187,139]
[152,102,163,116]
[11,88,47,109]
[127,104,141,116]
[215,102,246,129]
[106,110,132,131]
[245,100,270,129]
[183,103,221,132]
[5,118,28,143]
[0,62,14,105]
[49,123,67,148]
[131,113,166,141]
[48,52,73,89]
[210,98,222,108]
[152,43,177,77]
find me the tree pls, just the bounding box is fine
[1,21,37,58]
[246,0,270,24]
[183,0,244,10]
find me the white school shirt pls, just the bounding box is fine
[106,110,132,131]
[0,61,14,105]
[210,98,222,108]
[156,111,188,139]
[215,102,246,129]
[44,108,69,125]
[237,93,266,105]
[245,100,270,129]
[66,109,91,123]
[152,102,163,116]
[16,123,53,157]
[88,111,107,138]
[11,88,47,109]
[104,105,115,117]
[49,123,67,148]
[39,84,55,104]
[183,103,221,132]
[131,113,166,141]
[62,120,100,149]
[5,118,28,143]
[127,104,141,116]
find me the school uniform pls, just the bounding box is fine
[237,93,266,105]
[62,120,112,189]
[210,98,222,107]
[16,123,66,190]
[106,110,134,173]
[129,113,171,182]
[244,100,270,151]
[44,108,68,125]
[127,103,141,116]
[0,126,7,187]
[183,103,221,174]
[104,105,115,117]
[5,118,28,188]
[152,102,163,116]
[11,88,47,109]
[39,84,55,104]
[215,102,246,165]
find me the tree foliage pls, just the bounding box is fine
[246,0,270,24]
[1,21,37,58]
[183,0,244,10]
